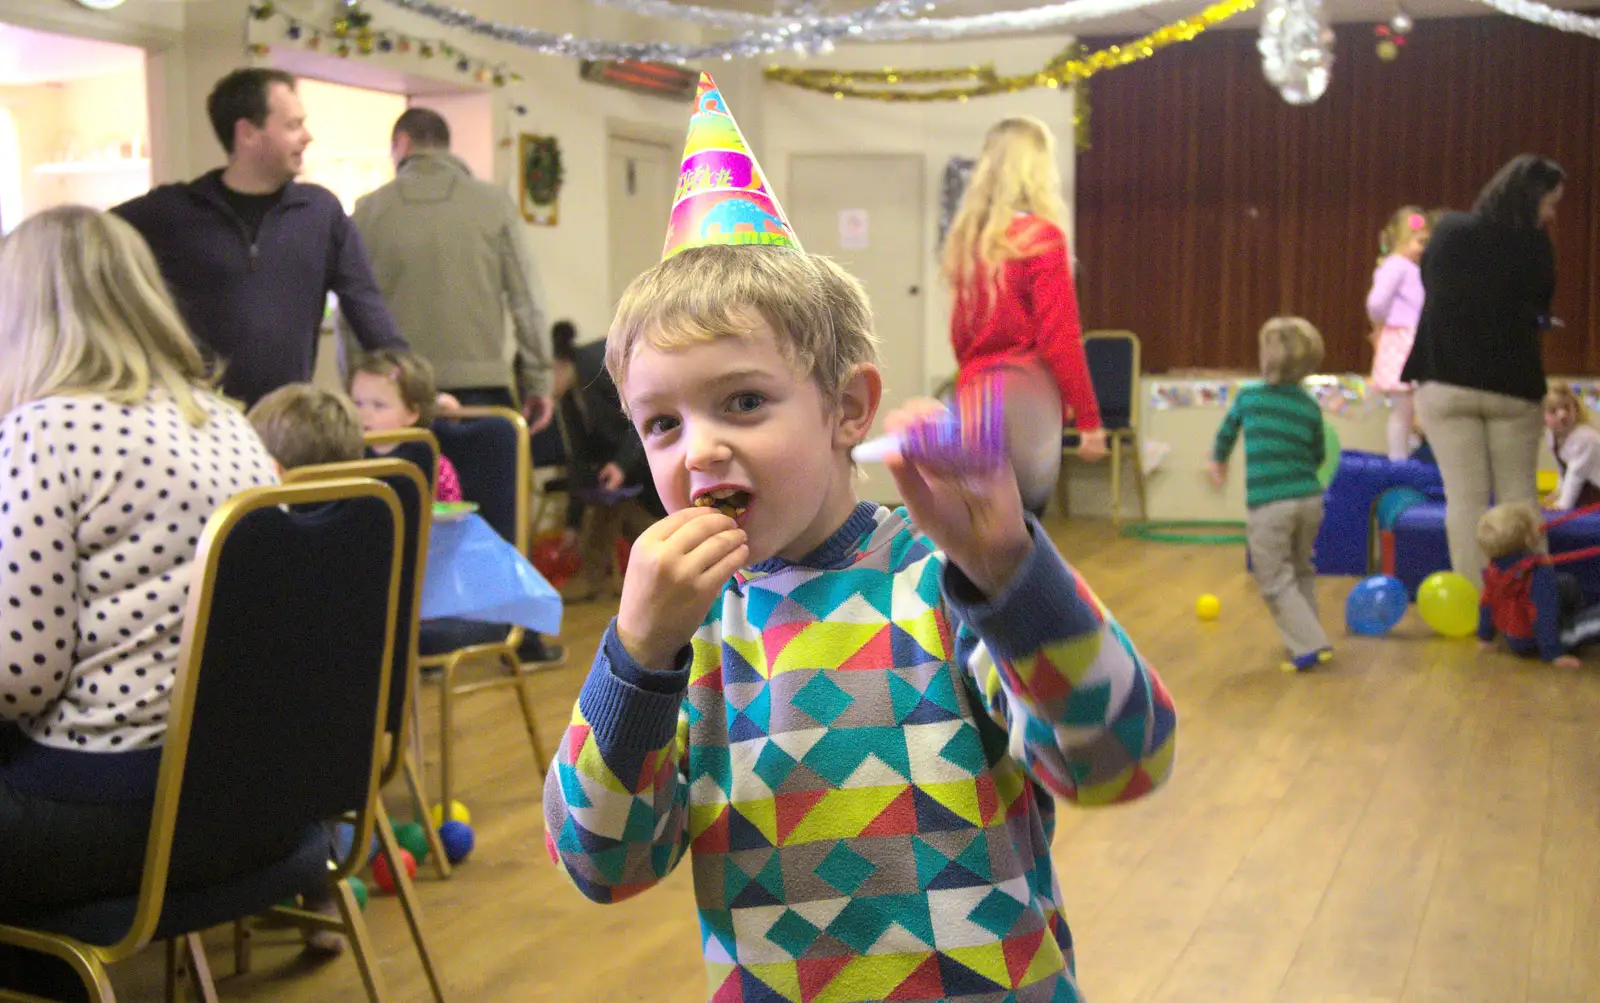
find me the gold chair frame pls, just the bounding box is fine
[423,407,564,815]
[0,478,404,1003]
[278,458,447,1001]
[1058,330,1149,524]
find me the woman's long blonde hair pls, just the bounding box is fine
[941,116,1068,302]
[0,205,213,424]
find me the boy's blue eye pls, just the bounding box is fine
[729,392,764,415]
[642,415,679,437]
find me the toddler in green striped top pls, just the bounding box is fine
[1209,317,1334,672]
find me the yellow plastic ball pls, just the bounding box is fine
[1375,39,1399,61]
[431,800,471,828]
[1196,594,1221,620]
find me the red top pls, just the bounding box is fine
[950,215,1101,430]
[435,453,463,503]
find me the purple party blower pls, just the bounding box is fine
[851,378,1005,471]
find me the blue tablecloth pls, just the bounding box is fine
[421,514,562,635]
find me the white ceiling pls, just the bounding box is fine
[0,23,144,87]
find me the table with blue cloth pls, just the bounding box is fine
[421,513,562,636]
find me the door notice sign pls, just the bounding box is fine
[838,209,870,250]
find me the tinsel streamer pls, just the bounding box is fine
[1257,0,1335,104]
[372,0,923,61]
[581,0,938,32]
[586,0,1212,42]
[766,0,1255,101]
[1467,0,1600,37]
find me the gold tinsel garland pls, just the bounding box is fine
[763,0,1256,102]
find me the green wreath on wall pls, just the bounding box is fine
[522,135,563,206]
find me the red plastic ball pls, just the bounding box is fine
[370,848,417,893]
[529,530,581,587]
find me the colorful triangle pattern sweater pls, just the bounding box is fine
[543,504,1177,1003]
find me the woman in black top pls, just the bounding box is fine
[1402,154,1565,584]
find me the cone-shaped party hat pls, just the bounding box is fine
[662,73,801,260]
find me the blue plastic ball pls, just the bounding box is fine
[1346,575,1409,636]
[438,820,475,865]
[331,821,378,864]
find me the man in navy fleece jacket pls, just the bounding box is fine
[115,68,405,407]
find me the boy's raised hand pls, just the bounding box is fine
[616,507,748,672]
[881,399,1034,599]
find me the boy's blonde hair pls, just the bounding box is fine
[247,383,364,469]
[348,348,439,426]
[941,116,1067,305]
[1544,380,1587,424]
[0,205,214,424]
[1259,317,1324,384]
[606,245,879,403]
[1477,502,1544,560]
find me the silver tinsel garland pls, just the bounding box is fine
[1258,0,1334,104]
[1469,0,1600,38]
[372,0,925,60]
[584,0,1209,42]
[581,0,937,33]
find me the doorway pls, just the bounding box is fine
[0,22,149,231]
[787,153,926,505]
[606,129,678,310]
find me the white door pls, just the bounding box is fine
[787,153,926,505]
[607,135,678,309]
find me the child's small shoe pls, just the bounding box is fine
[1281,647,1333,673]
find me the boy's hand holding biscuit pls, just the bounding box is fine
[881,399,1034,599]
[616,507,748,672]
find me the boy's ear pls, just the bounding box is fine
[834,363,882,449]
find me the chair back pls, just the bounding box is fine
[1083,331,1142,433]
[284,460,431,785]
[431,406,530,551]
[365,427,442,494]
[109,478,403,959]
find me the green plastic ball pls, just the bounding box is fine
[393,821,432,864]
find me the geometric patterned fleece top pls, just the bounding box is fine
[543,503,1178,1003]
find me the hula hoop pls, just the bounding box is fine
[1121,520,1247,544]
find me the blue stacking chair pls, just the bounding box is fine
[0,478,404,1003]
[424,407,564,815]
[280,457,447,998]
[1059,330,1148,523]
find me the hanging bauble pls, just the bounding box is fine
[1258,0,1335,104]
[1376,37,1399,59]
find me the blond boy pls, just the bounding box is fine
[542,243,1176,1003]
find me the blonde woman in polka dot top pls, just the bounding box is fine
[0,206,279,913]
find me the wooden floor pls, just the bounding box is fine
[106,516,1600,1003]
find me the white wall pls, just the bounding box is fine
[3,0,1083,389]
[762,37,1079,395]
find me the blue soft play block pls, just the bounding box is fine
[1545,510,1600,605]
[1391,503,1600,604]
[1315,450,1444,575]
[1392,502,1450,597]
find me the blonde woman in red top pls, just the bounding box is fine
[944,116,1105,515]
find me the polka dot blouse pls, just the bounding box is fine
[0,392,278,754]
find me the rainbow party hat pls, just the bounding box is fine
[662,73,801,259]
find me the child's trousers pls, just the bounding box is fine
[1246,495,1330,657]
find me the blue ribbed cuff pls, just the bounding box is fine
[576,622,691,752]
[942,517,1100,660]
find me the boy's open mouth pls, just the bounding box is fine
[693,487,752,520]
